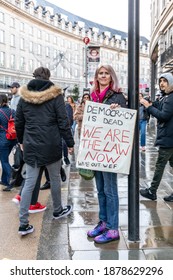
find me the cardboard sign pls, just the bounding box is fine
[76,101,137,175]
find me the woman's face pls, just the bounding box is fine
[67,97,72,103]
[97,67,111,88]
[83,95,90,104]
[139,93,143,100]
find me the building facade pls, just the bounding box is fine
[0,0,150,97]
[150,0,173,97]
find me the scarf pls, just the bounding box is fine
[91,86,110,103]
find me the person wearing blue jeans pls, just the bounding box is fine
[139,119,147,149]
[87,64,127,244]
[139,93,149,152]
[0,94,17,191]
[0,143,16,189]
[94,171,119,229]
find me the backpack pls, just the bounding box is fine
[10,144,24,187]
[0,109,17,140]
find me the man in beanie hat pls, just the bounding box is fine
[139,72,173,202]
[15,67,74,235]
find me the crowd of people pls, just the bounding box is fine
[1,65,173,244]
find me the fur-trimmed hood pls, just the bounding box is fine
[19,79,62,104]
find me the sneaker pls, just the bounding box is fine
[12,194,21,205]
[141,146,146,151]
[0,181,5,185]
[87,221,106,238]
[18,224,34,236]
[53,205,72,219]
[3,186,12,191]
[29,202,47,213]
[163,193,173,202]
[40,181,50,190]
[140,188,157,201]
[94,229,120,244]
[64,157,70,165]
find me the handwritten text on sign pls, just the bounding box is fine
[76,101,137,175]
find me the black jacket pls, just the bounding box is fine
[102,89,127,107]
[15,79,74,167]
[147,85,173,147]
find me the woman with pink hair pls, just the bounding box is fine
[87,64,127,244]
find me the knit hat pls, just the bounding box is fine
[159,73,173,87]
[33,67,51,80]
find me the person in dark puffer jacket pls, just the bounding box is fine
[139,72,173,202]
[15,66,75,236]
[0,94,17,190]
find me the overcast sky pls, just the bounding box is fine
[44,0,151,39]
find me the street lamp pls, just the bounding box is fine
[83,37,90,88]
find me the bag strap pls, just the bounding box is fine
[0,109,10,132]
[0,109,10,120]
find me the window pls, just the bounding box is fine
[29,26,33,36]
[29,59,34,71]
[10,17,15,28]
[46,46,50,57]
[37,44,42,55]
[29,41,33,52]
[53,36,57,44]
[20,57,25,70]
[53,49,57,59]
[10,34,15,47]
[46,33,50,42]
[10,54,15,69]
[20,22,24,32]
[20,38,24,50]
[0,30,5,43]
[74,69,78,77]
[37,29,41,39]
[0,12,4,23]
[0,51,5,67]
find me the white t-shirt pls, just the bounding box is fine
[10,94,20,111]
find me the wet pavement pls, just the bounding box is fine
[1,117,173,260]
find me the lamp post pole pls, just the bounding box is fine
[128,0,140,242]
[85,45,88,88]
[83,37,90,88]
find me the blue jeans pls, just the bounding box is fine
[72,120,76,136]
[0,143,15,186]
[94,171,119,230]
[139,120,147,146]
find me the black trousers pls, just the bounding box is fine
[150,147,173,193]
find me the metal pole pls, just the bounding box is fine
[85,45,88,88]
[151,61,156,100]
[128,0,140,241]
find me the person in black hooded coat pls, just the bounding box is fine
[139,72,173,202]
[15,67,75,236]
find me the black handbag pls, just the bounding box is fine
[10,144,24,187]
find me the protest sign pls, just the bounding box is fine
[76,101,137,175]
